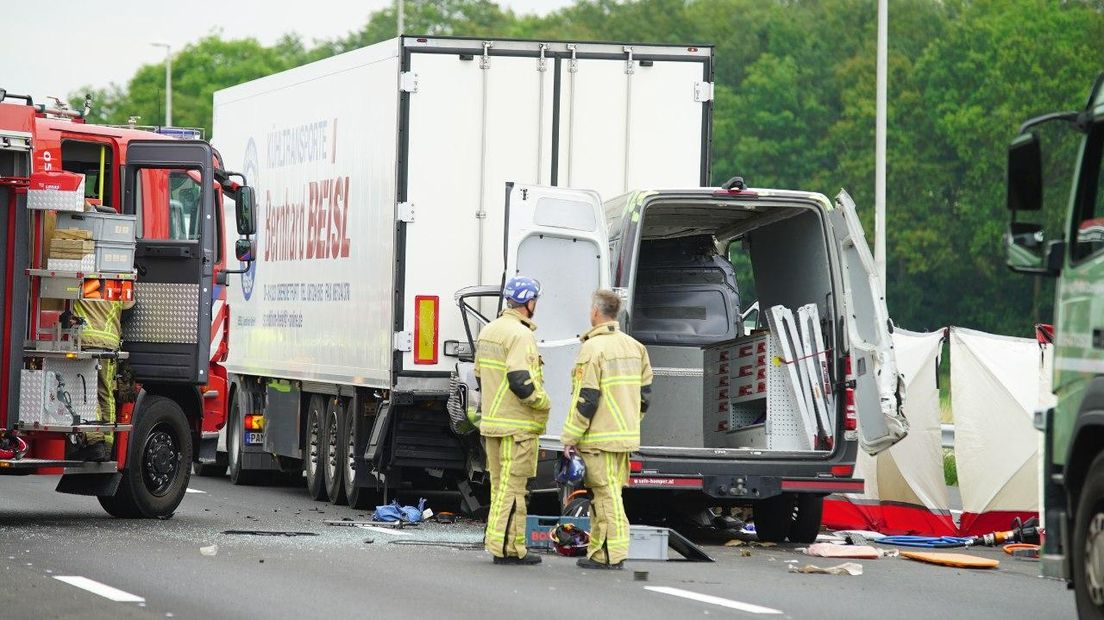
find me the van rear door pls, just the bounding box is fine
[503,183,610,440]
[829,190,908,455]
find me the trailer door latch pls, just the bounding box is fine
[400,71,419,93]
[694,81,714,102]
[397,202,415,223]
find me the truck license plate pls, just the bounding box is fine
[245,431,264,446]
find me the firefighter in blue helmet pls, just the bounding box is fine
[473,275,551,565]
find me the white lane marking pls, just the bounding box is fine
[185,488,206,494]
[54,576,145,603]
[354,525,415,537]
[645,586,782,615]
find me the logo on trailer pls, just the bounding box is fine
[241,137,259,300]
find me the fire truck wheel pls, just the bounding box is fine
[343,407,373,509]
[102,395,192,519]
[228,390,262,485]
[752,493,796,543]
[789,494,824,543]
[304,395,328,501]
[324,398,348,505]
[1074,450,1104,620]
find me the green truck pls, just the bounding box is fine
[1005,73,1104,618]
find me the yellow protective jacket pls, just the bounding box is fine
[73,299,134,350]
[474,308,551,438]
[561,321,653,452]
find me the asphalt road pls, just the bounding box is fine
[0,474,1076,619]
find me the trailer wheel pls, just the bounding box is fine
[304,395,328,501]
[343,407,373,509]
[752,493,795,543]
[789,494,824,543]
[1074,451,1104,620]
[324,398,347,505]
[228,390,262,485]
[98,395,191,519]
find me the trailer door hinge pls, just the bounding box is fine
[400,71,419,93]
[393,331,413,352]
[397,202,415,223]
[694,81,715,103]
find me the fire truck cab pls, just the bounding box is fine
[0,89,255,518]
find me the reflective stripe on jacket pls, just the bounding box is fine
[474,308,551,438]
[73,299,134,350]
[561,321,653,451]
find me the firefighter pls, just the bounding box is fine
[474,275,551,565]
[561,289,653,570]
[72,297,133,461]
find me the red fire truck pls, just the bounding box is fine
[0,89,255,518]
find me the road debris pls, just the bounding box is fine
[901,551,999,569]
[787,562,863,575]
[634,570,649,582]
[800,543,897,559]
[222,530,317,537]
[200,545,218,557]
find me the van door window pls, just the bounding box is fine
[1072,123,1104,262]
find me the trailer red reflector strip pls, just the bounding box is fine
[628,476,703,489]
[629,459,643,473]
[780,478,865,493]
[414,295,439,365]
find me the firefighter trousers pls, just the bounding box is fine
[483,435,537,558]
[83,358,116,447]
[581,449,630,565]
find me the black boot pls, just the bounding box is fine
[493,554,542,565]
[576,557,623,570]
[75,441,109,462]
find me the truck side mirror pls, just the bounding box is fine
[1006,222,1062,276]
[235,238,256,263]
[1007,132,1043,212]
[236,186,257,236]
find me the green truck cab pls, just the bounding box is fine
[1005,73,1104,617]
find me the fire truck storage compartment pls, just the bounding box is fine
[631,199,836,455]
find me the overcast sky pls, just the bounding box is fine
[4,0,575,103]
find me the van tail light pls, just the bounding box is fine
[843,354,858,431]
[414,295,439,365]
[629,459,643,473]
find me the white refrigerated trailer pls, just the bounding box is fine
[209,36,714,507]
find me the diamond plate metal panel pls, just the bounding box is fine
[123,282,199,344]
[27,187,84,212]
[43,358,99,423]
[18,370,76,426]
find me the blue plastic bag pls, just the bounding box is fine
[374,498,427,523]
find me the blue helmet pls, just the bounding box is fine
[503,275,541,305]
[554,452,586,485]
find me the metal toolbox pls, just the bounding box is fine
[18,369,75,426]
[525,515,591,550]
[43,357,99,423]
[94,242,136,273]
[39,275,84,299]
[56,212,137,244]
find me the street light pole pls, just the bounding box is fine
[875,0,888,297]
[397,0,404,36]
[152,42,172,127]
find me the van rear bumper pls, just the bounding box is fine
[626,472,863,499]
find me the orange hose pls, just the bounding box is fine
[1002,543,1039,555]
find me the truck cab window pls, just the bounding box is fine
[133,168,204,241]
[61,139,116,209]
[1072,124,1104,261]
[169,171,202,240]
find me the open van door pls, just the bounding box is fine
[829,190,908,455]
[502,183,610,440]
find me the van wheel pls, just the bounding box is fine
[98,396,191,519]
[304,396,328,500]
[324,398,347,505]
[228,390,262,485]
[753,494,796,543]
[1074,451,1104,620]
[789,494,824,543]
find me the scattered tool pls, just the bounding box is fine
[223,530,317,537]
[901,551,999,569]
[970,517,1041,547]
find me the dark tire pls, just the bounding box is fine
[1074,451,1104,620]
[753,493,796,543]
[324,398,347,505]
[98,395,192,519]
[343,406,373,509]
[228,389,263,486]
[789,494,824,543]
[304,395,327,501]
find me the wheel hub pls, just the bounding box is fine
[307,416,321,478]
[142,428,179,497]
[1089,511,1104,606]
[325,412,339,479]
[345,422,356,486]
